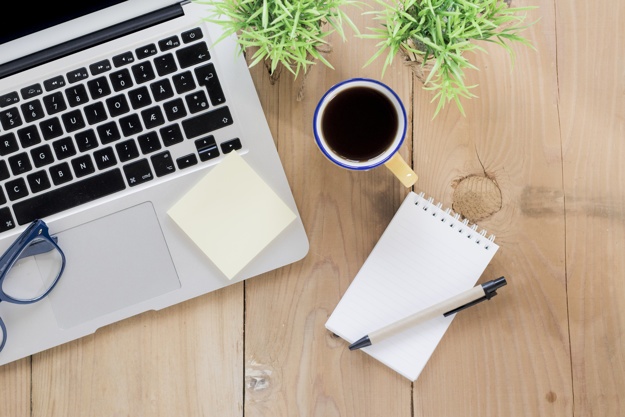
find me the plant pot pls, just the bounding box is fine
[398,38,435,85]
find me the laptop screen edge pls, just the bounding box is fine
[0,0,181,65]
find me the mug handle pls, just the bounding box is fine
[384,153,418,187]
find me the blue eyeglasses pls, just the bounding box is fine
[0,220,65,353]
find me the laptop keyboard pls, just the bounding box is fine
[0,26,242,232]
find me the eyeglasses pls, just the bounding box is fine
[0,219,65,353]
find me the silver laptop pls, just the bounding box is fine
[0,0,309,365]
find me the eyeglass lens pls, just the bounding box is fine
[1,237,64,302]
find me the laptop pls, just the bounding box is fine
[0,0,309,365]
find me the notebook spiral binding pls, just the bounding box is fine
[414,192,496,250]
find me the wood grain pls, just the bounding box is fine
[0,358,30,417]
[411,1,572,414]
[243,8,413,416]
[556,1,625,415]
[2,0,624,416]
[29,284,244,416]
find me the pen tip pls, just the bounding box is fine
[349,336,372,350]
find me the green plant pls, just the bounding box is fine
[196,0,359,77]
[364,0,536,116]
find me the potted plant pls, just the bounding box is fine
[196,0,358,90]
[364,0,536,116]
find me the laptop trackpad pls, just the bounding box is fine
[48,203,181,329]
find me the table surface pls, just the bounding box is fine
[2,0,624,416]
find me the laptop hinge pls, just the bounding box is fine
[0,4,185,80]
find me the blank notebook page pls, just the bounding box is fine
[325,191,499,381]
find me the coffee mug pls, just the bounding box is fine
[313,78,417,187]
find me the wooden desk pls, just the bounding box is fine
[1,0,623,415]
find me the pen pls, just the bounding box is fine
[349,277,507,350]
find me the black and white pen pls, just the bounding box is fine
[349,277,507,350]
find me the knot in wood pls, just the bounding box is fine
[452,175,502,223]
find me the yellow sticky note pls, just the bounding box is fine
[168,152,296,279]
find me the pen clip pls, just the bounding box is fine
[442,277,506,317]
[442,293,495,317]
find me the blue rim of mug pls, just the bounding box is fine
[313,78,407,171]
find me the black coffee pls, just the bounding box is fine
[321,86,399,162]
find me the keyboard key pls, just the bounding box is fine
[90,59,112,75]
[159,124,184,147]
[163,98,187,121]
[131,61,156,84]
[150,79,174,101]
[110,69,134,91]
[138,131,162,154]
[113,51,135,67]
[154,53,178,77]
[181,28,203,43]
[185,91,209,114]
[74,129,99,152]
[0,92,19,108]
[65,84,90,107]
[44,76,66,91]
[0,189,5,205]
[182,106,233,139]
[151,151,175,177]
[17,125,41,148]
[30,141,54,168]
[106,94,130,117]
[97,121,121,144]
[176,153,198,169]
[221,138,242,154]
[87,76,112,99]
[141,106,165,129]
[84,102,108,125]
[195,64,226,105]
[115,139,140,162]
[176,42,210,68]
[30,144,55,167]
[93,147,117,170]
[0,207,15,232]
[67,68,89,83]
[123,159,153,186]
[62,109,86,133]
[0,133,18,156]
[13,168,126,225]
[20,84,43,99]
[136,44,158,59]
[222,138,243,154]
[49,162,73,186]
[52,137,77,160]
[194,63,215,85]
[172,71,196,94]
[119,114,143,137]
[0,108,23,130]
[43,92,68,115]
[0,160,9,181]
[5,178,28,201]
[71,154,95,177]
[128,86,152,109]
[20,100,45,122]
[26,170,51,193]
[39,117,63,140]
[159,35,181,51]
[195,136,219,161]
[8,152,32,175]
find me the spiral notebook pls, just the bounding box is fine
[325,191,499,381]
